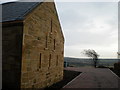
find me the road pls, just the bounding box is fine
[63,67,120,89]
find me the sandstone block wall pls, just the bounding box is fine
[21,2,64,88]
[2,25,23,88]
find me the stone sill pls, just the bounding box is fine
[50,32,53,35]
[52,50,55,52]
[44,48,48,50]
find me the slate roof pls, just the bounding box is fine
[2,2,42,22]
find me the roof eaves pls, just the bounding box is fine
[1,2,17,5]
[1,17,23,23]
[2,20,23,27]
[2,19,23,24]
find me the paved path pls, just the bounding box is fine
[63,67,120,88]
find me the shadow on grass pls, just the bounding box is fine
[45,70,81,89]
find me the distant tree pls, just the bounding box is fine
[82,49,100,68]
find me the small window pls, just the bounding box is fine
[62,51,64,55]
[46,36,48,48]
[51,19,52,32]
[49,54,51,67]
[39,53,42,68]
[56,55,58,66]
[54,39,55,50]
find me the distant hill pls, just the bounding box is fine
[64,57,119,67]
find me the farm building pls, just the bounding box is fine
[2,1,64,89]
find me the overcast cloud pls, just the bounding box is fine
[0,0,118,58]
[55,2,118,58]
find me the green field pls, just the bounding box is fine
[64,57,120,67]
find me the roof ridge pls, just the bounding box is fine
[1,1,17,5]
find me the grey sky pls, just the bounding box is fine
[55,2,118,58]
[1,0,118,58]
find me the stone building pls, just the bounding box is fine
[2,1,64,89]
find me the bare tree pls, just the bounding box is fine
[82,49,100,68]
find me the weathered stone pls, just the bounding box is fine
[3,2,64,89]
[2,25,23,89]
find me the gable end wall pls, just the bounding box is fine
[21,2,64,88]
